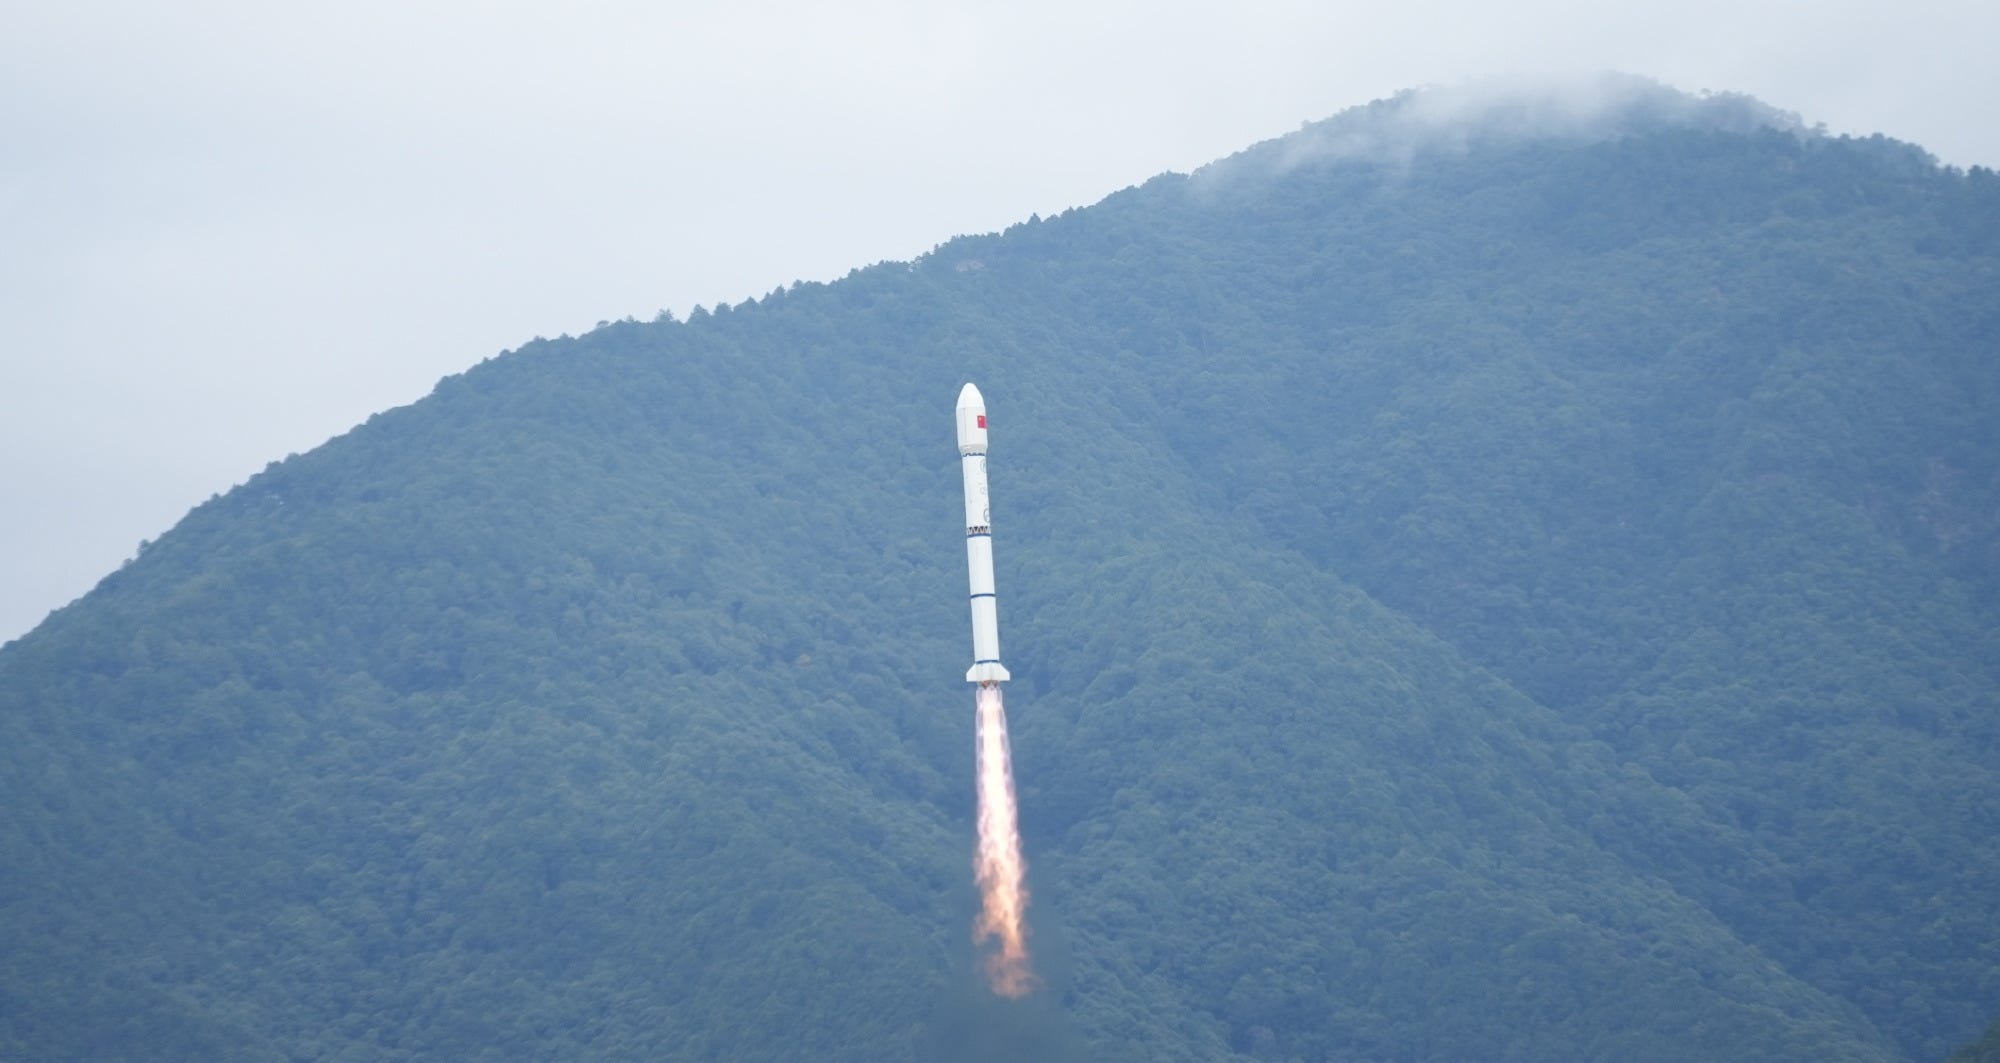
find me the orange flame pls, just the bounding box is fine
[973,684,1034,996]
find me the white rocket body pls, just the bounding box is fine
[957,383,1011,686]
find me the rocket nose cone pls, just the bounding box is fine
[955,382,988,452]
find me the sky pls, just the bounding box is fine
[4,0,1997,643]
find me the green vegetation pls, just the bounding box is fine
[1948,1020,2000,1063]
[3,82,1997,1060]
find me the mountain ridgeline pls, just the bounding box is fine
[4,80,1998,1061]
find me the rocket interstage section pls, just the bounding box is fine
[957,383,1010,686]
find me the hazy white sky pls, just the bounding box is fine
[4,0,1996,642]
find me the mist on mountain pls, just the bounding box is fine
[3,79,1997,1061]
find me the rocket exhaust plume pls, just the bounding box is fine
[955,383,1032,995]
[973,683,1033,996]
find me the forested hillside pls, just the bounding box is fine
[4,78,1997,1061]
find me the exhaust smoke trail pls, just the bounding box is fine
[973,683,1033,997]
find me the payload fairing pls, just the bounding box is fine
[957,383,1011,686]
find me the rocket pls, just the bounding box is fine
[957,383,1011,686]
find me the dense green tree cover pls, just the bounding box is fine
[3,79,1996,1060]
[1948,1020,2000,1063]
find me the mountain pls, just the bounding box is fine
[5,75,1997,1061]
